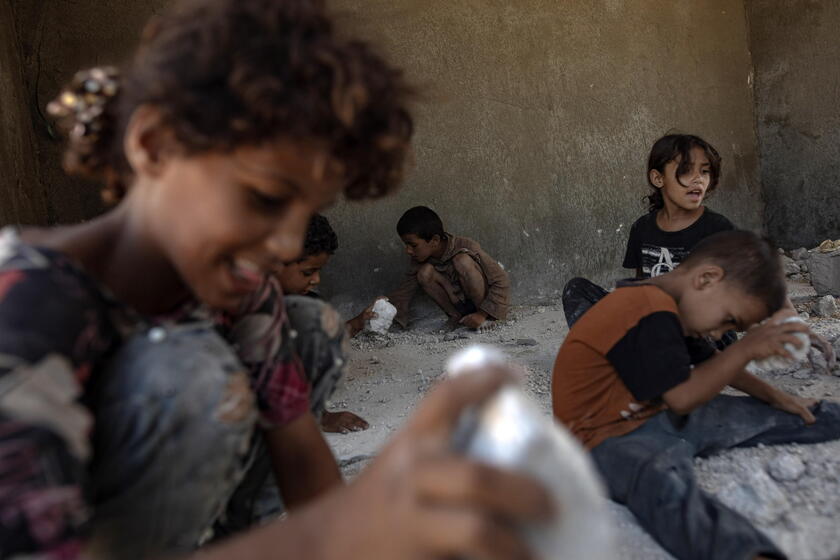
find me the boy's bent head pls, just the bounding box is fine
[278,214,337,295]
[397,206,446,263]
[669,230,786,339]
[397,206,445,241]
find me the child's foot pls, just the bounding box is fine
[459,311,488,330]
[476,320,499,334]
[321,410,370,434]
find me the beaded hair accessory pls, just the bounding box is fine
[47,66,120,141]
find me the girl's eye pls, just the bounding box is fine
[249,189,289,211]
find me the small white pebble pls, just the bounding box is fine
[148,327,167,343]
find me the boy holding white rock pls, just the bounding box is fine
[387,206,511,330]
[552,230,840,560]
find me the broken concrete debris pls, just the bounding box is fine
[815,295,838,318]
[767,454,806,482]
[809,251,840,297]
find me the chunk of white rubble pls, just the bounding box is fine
[448,345,615,560]
[748,317,810,372]
[367,299,397,334]
[767,454,806,482]
[717,469,790,524]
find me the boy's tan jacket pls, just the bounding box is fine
[387,234,510,328]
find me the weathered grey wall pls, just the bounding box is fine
[4,1,765,309]
[322,0,764,308]
[6,0,169,225]
[746,1,840,250]
[0,0,48,225]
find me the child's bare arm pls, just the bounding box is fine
[663,313,811,415]
[387,269,419,328]
[729,370,817,423]
[197,366,551,560]
[265,412,342,510]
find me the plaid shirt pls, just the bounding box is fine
[0,229,308,557]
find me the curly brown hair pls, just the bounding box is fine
[50,0,413,202]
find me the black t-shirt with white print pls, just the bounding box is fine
[622,208,735,278]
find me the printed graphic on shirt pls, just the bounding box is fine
[640,244,689,277]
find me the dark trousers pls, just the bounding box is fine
[591,396,840,560]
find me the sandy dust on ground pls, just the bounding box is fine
[325,280,840,560]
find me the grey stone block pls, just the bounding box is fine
[791,247,809,261]
[815,295,838,318]
[781,255,800,276]
[809,252,840,296]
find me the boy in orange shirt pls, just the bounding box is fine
[553,231,840,560]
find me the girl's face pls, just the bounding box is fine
[650,146,711,212]
[136,138,344,312]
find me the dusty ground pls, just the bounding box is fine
[325,280,840,560]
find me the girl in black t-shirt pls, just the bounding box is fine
[564,134,734,326]
[624,134,734,279]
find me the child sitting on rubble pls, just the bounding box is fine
[552,230,840,560]
[562,134,734,327]
[387,206,510,330]
[277,214,370,433]
[0,1,553,558]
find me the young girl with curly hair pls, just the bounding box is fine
[0,0,551,558]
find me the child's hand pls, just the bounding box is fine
[315,366,553,559]
[770,392,818,424]
[459,311,488,330]
[737,310,812,362]
[320,410,369,434]
[346,297,388,337]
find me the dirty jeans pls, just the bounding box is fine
[561,277,609,328]
[87,323,257,560]
[591,396,840,560]
[213,295,348,536]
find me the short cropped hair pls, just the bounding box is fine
[396,206,445,241]
[681,230,786,314]
[302,214,338,257]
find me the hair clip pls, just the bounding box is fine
[47,66,120,142]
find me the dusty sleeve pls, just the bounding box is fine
[386,265,419,329]
[475,250,511,321]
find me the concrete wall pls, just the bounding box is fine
[6,0,169,225]
[746,0,840,250]
[322,0,764,308]
[3,0,766,309]
[0,0,48,225]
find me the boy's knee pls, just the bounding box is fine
[285,295,340,338]
[562,277,595,300]
[100,325,257,430]
[452,252,480,277]
[284,295,347,413]
[416,263,437,286]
